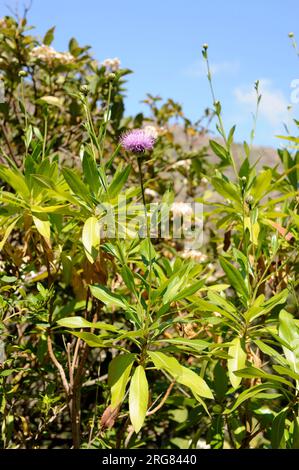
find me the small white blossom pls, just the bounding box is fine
[171,202,193,217]
[102,57,121,72]
[181,249,207,262]
[144,188,159,198]
[172,159,191,170]
[143,125,158,139]
[30,45,74,65]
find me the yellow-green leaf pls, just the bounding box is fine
[108,354,135,408]
[148,351,213,399]
[129,365,148,433]
[228,337,246,388]
[0,217,20,251]
[38,95,63,108]
[82,216,100,263]
[178,366,214,399]
[33,215,51,242]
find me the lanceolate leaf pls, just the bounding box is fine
[82,216,101,263]
[219,257,249,302]
[251,169,272,202]
[129,365,148,433]
[0,217,21,251]
[279,310,299,375]
[271,409,288,449]
[89,284,128,310]
[108,164,131,199]
[148,351,213,399]
[227,337,246,388]
[108,354,135,408]
[57,316,119,332]
[33,215,51,242]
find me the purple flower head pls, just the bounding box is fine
[120,129,156,154]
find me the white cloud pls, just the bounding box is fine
[183,59,239,78]
[234,79,291,126]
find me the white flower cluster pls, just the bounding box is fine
[144,188,159,198]
[181,249,208,262]
[143,125,158,139]
[171,202,193,217]
[172,159,191,170]
[102,57,121,72]
[30,45,74,65]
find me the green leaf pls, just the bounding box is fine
[57,316,119,332]
[279,310,299,374]
[0,217,20,251]
[245,290,287,323]
[155,337,210,352]
[206,292,240,325]
[254,340,287,366]
[227,125,236,147]
[120,266,137,295]
[33,215,51,242]
[162,275,185,304]
[224,383,276,414]
[108,354,135,408]
[172,279,205,302]
[211,177,241,205]
[219,257,248,302]
[82,151,100,194]
[209,140,229,163]
[271,409,287,449]
[0,165,30,199]
[89,284,127,310]
[251,169,272,202]
[213,362,228,401]
[234,366,294,387]
[227,337,246,388]
[178,366,213,399]
[292,417,299,449]
[43,26,55,45]
[62,167,92,205]
[148,351,182,376]
[208,415,224,449]
[148,351,213,399]
[272,365,299,381]
[68,331,111,347]
[129,365,148,433]
[108,164,131,199]
[68,331,117,348]
[82,216,101,263]
[68,37,79,56]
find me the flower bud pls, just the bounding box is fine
[18,70,28,77]
[245,195,254,208]
[212,404,223,414]
[107,72,116,82]
[202,43,208,59]
[79,84,89,95]
[289,32,294,38]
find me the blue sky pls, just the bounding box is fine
[1,0,299,146]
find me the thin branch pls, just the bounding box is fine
[47,334,69,395]
[146,381,175,416]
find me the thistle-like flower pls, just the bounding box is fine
[120,129,156,153]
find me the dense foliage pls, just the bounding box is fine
[0,16,298,449]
